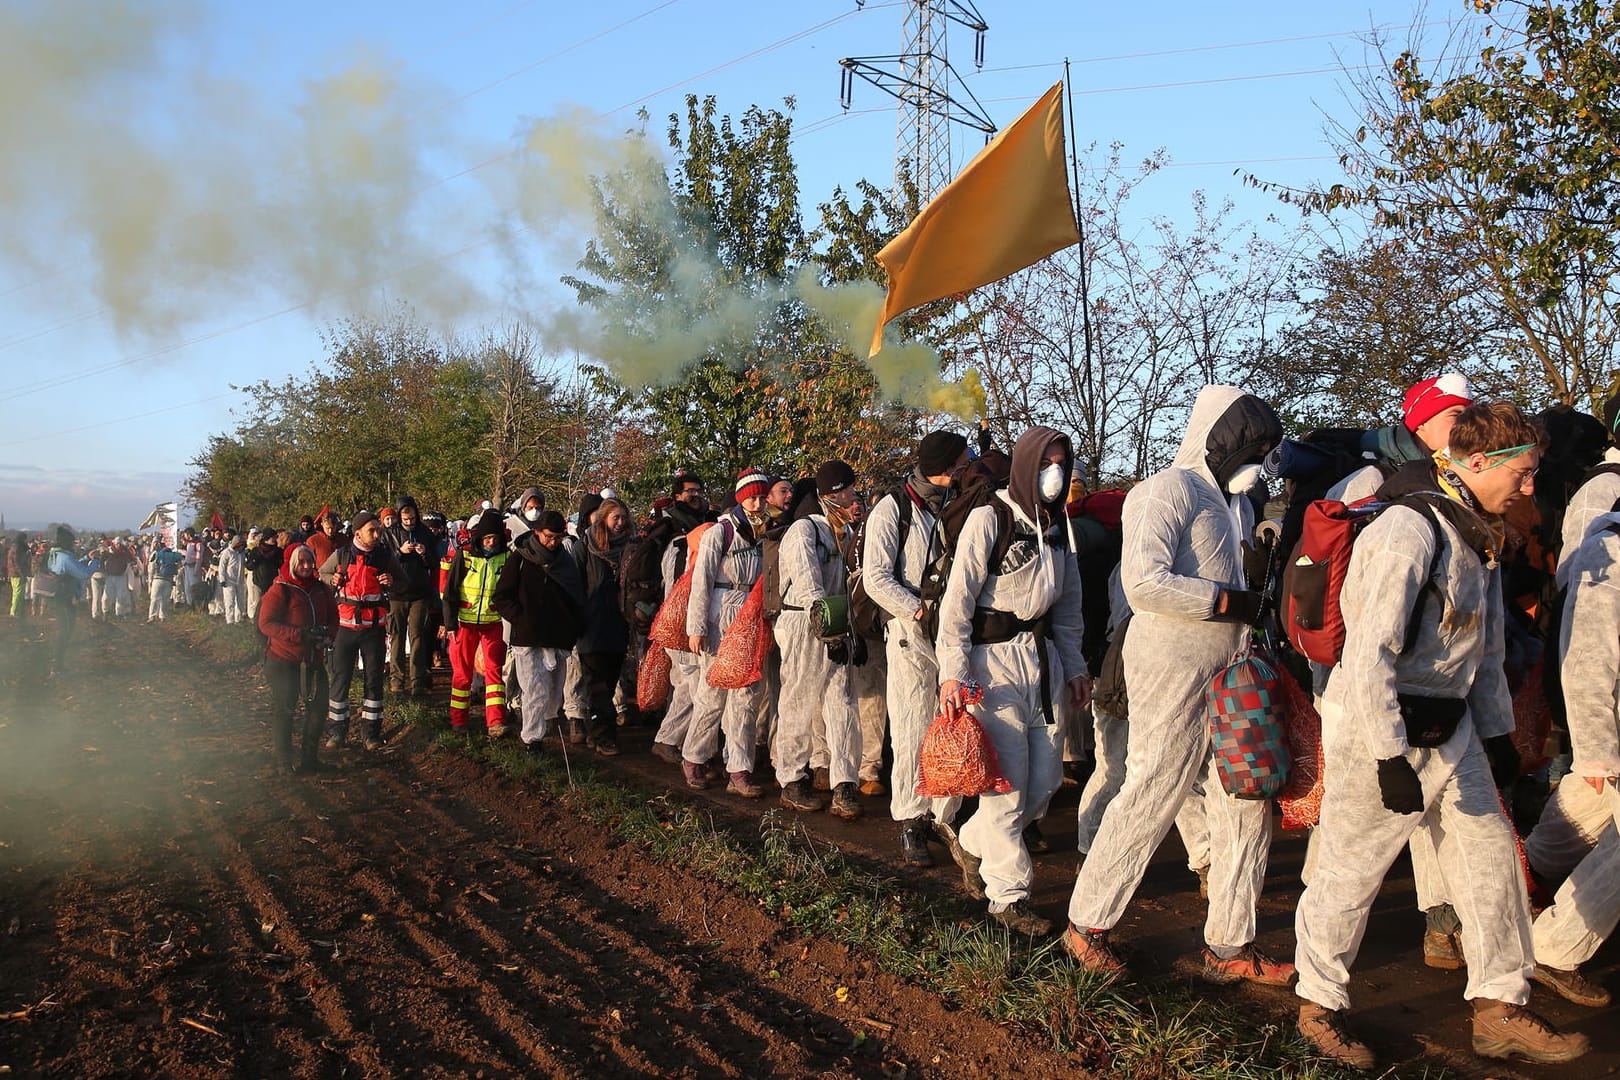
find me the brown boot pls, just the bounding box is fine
[1471,999,1590,1064]
[1422,927,1465,970]
[1297,1003,1375,1070]
[1531,963,1612,1008]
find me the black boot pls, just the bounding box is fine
[900,818,934,867]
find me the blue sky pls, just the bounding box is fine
[0,0,1482,530]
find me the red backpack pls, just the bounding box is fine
[1281,494,1445,666]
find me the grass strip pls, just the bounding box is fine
[392,697,1442,1079]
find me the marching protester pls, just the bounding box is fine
[936,426,1090,935]
[321,511,402,751]
[245,528,282,620]
[43,526,94,674]
[440,508,512,738]
[217,530,248,625]
[1293,402,1587,1068]
[258,543,338,773]
[1067,385,1288,981]
[147,538,184,622]
[492,509,584,755]
[862,429,970,865]
[576,497,634,756]
[384,495,439,696]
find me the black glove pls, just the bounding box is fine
[1483,734,1521,789]
[1241,540,1271,592]
[825,639,850,664]
[851,636,869,667]
[1377,756,1425,814]
[1217,588,1264,626]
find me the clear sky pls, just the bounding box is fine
[0,0,1482,530]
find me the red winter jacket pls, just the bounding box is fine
[258,548,338,664]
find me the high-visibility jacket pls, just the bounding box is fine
[334,546,390,630]
[451,550,508,627]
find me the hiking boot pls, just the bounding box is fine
[828,782,863,820]
[1471,999,1590,1064]
[1194,864,1210,900]
[900,819,934,867]
[523,740,545,759]
[858,777,887,797]
[726,770,765,798]
[991,900,1053,936]
[779,778,828,812]
[1297,1003,1375,1071]
[591,740,621,758]
[1023,822,1050,855]
[682,761,710,790]
[487,722,510,739]
[565,717,587,745]
[616,708,630,727]
[1531,963,1611,1008]
[363,734,384,751]
[935,820,987,901]
[1422,928,1465,970]
[811,766,831,791]
[1200,945,1295,987]
[650,741,683,765]
[1064,924,1126,977]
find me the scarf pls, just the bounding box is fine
[1432,449,1505,568]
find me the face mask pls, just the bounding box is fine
[1226,463,1265,496]
[1038,462,1067,503]
[524,508,541,523]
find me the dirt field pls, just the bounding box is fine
[1,612,1615,1078]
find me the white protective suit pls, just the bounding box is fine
[1530,512,1620,971]
[936,427,1087,909]
[1294,492,1533,1012]
[862,479,960,825]
[1558,449,1620,587]
[652,538,701,752]
[217,543,247,625]
[683,510,765,773]
[1067,385,1277,957]
[772,512,860,788]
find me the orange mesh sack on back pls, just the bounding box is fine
[708,578,770,690]
[636,644,673,712]
[1276,669,1325,831]
[916,685,1012,798]
[648,568,696,652]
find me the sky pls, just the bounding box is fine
[0,0,1488,531]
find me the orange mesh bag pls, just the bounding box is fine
[648,568,695,651]
[1510,657,1552,776]
[636,644,673,712]
[1276,669,1325,831]
[708,577,770,690]
[916,684,1012,798]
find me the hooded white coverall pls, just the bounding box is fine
[773,513,860,788]
[653,539,700,751]
[1529,512,1620,971]
[1295,498,1533,1011]
[683,512,765,774]
[1067,386,1271,958]
[863,485,960,825]
[936,490,1086,908]
[1559,451,1620,586]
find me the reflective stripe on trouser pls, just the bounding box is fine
[511,645,568,743]
[1068,682,1270,954]
[683,652,762,774]
[1295,702,1533,1011]
[772,611,860,788]
[885,626,960,824]
[956,634,1067,907]
[449,622,507,728]
[1531,781,1620,971]
[327,700,351,738]
[653,652,701,748]
[361,698,384,739]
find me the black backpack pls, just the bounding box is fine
[1273,428,1392,583]
[916,452,1016,642]
[618,523,673,631]
[847,483,912,641]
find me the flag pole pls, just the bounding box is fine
[1062,63,1098,475]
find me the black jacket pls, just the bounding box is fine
[245,541,284,592]
[491,533,585,649]
[382,522,438,601]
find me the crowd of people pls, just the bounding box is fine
[11,373,1620,1070]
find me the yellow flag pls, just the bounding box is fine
[871,82,1080,357]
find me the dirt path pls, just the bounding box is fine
[2,616,1615,1078]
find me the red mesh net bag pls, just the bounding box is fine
[636,644,672,712]
[648,568,696,652]
[1510,657,1552,776]
[1276,670,1325,831]
[916,684,1012,798]
[707,578,770,690]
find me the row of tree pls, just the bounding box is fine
[189,1,1620,524]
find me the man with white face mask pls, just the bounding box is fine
[936,426,1090,935]
[1066,385,1288,984]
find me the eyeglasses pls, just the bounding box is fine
[1500,462,1538,488]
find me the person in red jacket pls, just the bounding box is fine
[258,545,338,773]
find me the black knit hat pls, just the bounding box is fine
[350,510,378,534]
[815,460,856,496]
[918,430,969,475]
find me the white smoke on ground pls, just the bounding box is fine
[1,0,981,417]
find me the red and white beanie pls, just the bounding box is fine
[1402,373,1473,433]
[734,467,770,502]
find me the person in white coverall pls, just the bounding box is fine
[1065,385,1287,985]
[936,426,1090,936]
[682,468,773,798]
[774,461,865,819]
[651,522,714,764]
[862,430,971,866]
[1559,389,1620,571]
[1522,508,1620,1010]
[1293,402,1588,1070]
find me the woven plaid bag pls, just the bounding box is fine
[1206,647,1290,800]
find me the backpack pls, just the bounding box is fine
[1280,493,1446,666]
[619,524,672,631]
[760,517,831,624]
[847,483,913,641]
[918,475,1016,643]
[1272,429,1392,580]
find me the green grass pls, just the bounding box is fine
[391,697,1446,1079]
[170,609,263,667]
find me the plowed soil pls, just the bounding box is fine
[2,611,1616,1079]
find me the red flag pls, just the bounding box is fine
[315,504,330,522]
[208,510,225,531]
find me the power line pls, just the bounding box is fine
[0,390,240,448]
